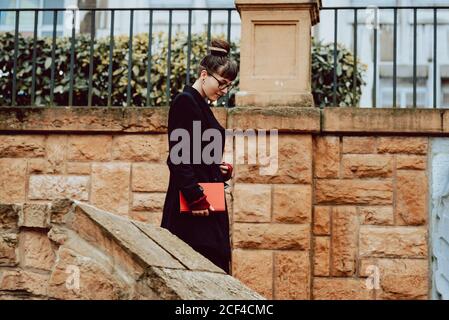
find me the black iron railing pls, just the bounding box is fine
[2,6,449,108]
[0,7,237,107]
[321,6,449,108]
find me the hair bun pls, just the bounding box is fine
[208,39,230,57]
[209,46,228,57]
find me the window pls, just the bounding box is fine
[0,0,16,26]
[380,88,428,108]
[380,77,429,108]
[205,0,234,7]
[42,0,64,26]
[20,0,39,30]
[0,0,39,30]
[0,0,66,36]
[145,0,195,7]
[41,0,66,37]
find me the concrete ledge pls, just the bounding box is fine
[323,107,446,135]
[2,106,449,135]
[0,106,228,134]
[235,92,315,108]
[228,106,321,132]
[0,107,169,133]
[441,111,449,133]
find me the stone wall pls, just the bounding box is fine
[0,106,443,299]
[0,133,169,224]
[0,198,264,299]
[313,136,428,299]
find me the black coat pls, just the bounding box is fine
[161,85,231,274]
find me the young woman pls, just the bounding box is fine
[161,39,239,274]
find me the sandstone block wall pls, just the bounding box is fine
[0,199,264,300]
[0,106,440,299]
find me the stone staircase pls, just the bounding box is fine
[0,198,264,300]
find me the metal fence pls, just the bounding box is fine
[321,6,449,108]
[0,7,237,107]
[1,5,449,108]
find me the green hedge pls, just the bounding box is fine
[0,32,365,107]
[312,39,367,108]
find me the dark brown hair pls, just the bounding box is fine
[198,39,238,81]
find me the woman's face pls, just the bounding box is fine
[201,69,233,102]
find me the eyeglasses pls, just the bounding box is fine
[206,70,234,91]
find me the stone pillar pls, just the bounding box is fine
[234,0,321,107]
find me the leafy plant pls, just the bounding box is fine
[0,31,363,108]
[311,39,367,107]
[0,31,239,107]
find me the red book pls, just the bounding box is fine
[179,182,226,213]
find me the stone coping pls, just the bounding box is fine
[1,106,449,135]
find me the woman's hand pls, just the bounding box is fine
[220,162,233,180]
[219,164,229,176]
[189,194,214,216]
[192,205,215,216]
